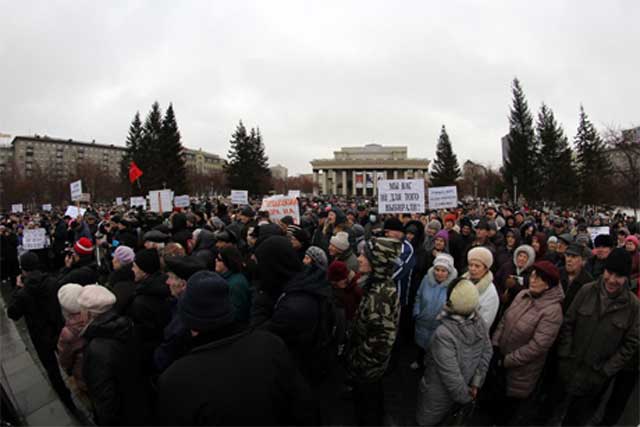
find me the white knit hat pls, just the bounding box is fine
[433,253,456,275]
[467,247,494,269]
[448,279,479,316]
[58,283,84,314]
[77,285,116,315]
[330,232,350,251]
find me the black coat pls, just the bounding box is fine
[83,310,152,426]
[559,267,594,313]
[107,264,136,314]
[114,228,138,250]
[155,328,315,426]
[126,272,172,370]
[56,258,99,287]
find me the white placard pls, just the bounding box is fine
[288,190,301,198]
[42,204,52,212]
[174,195,190,208]
[130,197,147,209]
[260,195,300,224]
[149,190,174,213]
[115,197,123,206]
[377,179,425,214]
[70,180,83,201]
[11,204,23,213]
[231,190,249,205]
[588,226,609,243]
[23,228,47,250]
[428,186,458,209]
[64,205,86,218]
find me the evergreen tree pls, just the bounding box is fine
[225,121,271,195]
[159,103,188,193]
[574,105,611,205]
[503,78,539,202]
[138,101,164,191]
[430,125,461,187]
[536,103,577,204]
[121,111,142,192]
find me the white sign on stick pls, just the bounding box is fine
[23,228,47,250]
[70,180,83,201]
[260,195,300,224]
[428,186,458,209]
[587,226,609,243]
[115,197,123,206]
[130,197,147,209]
[42,204,52,212]
[149,190,174,213]
[11,204,23,213]
[64,205,86,218]
[378,179,425,214]
[231,190,249,205]
[174,195,190,208]
[288,190,301,198]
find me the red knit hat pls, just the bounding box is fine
[73,237,94,256]
[327,261,349,282]
[532,260,560,288]
[444,213,457,224]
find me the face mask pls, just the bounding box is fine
[369,215,377,223]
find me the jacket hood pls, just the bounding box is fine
[366,237,402,280]
[331,207,347,225]
[192,229,216,252]
[172,213,188,232]
[406,220,425,249]
[284,265,332,299]
[137,272,170,298]
[255,235,303,295]
[83,309,132,342]
[23,270,48,296]
[425,265,458,289]
[440,311,487,345]
[513,244,536,273]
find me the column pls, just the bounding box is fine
[322,170,328,195]
[331,170,337,195]
[352,170,357,196]
[341,170,347,196]
[372,170,377,196]
[313,170,319,195]
[393,170,398,179]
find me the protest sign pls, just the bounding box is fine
[23,228,47,250]
[231,190,249,205]
[174,195,190,208]
[149,190,174,213]
[115,197,123,206]
[42,204,52,212]
[130,197,147,209]
[11,204,23,213]
[260,195,300,223]
[70,180,83,201]
[588,226,609,243]
[288,190,301,198]
[64,205,86,218]
[377,179,425,214]
[428,186,458,209]
[79,193,91,203]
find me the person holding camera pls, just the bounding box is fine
[57,237,99,287]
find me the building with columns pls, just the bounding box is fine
[310,144,430,196]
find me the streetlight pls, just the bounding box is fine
[513,176,518,207]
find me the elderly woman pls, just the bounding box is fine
[462,247,499,329]
[491,261,564,425]
[416,278,493,426]
[494,245,536,310]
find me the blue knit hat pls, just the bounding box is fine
[179,271,234,332]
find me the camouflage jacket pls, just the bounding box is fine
[346,237,402,382]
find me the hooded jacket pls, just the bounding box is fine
[494,245,535,311]
[492,285,564,398]
[346,237,402,383]
[170,213,192,252]
[190,229,217,270]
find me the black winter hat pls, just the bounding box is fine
[240,206,255,218]
[460,216,473,229]
[218,246,244,274]
[475,218,490,230]
[19,251,40,272]
[164,256,206,281]
[143,230,169,243]
[134,249,161,275]
[594,234,614,248]
[604,247,632,277]
[383,217,404,232]
[179,271,234,332]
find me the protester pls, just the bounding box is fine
[625,235,639,292]
[329,231,358,272]
[108,245,136,313]
[215,245,251,322]
[303,245,329,271]
[462,247,499,329]
[57,283,88,393]
[559,243,594,312]
[585,234,614,278]
[494,244,535,311]
[57,236,99,286]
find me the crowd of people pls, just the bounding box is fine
[0,196,638,426]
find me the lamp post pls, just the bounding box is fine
[513,176,518,207]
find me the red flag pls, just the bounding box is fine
[129,161,143,184]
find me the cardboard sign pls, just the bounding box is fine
[428,186,458,209]
[288,190,301,198]
[378,179,425,214]
[588,226,609,243]
[70,180,83,201]
[174,195,190,208]
[231,190,249,205]
[79,193,91,203]
[11,204,23,213]
[64,205,86,218]
[42,204,52,212]
[149,190,174,213]
[130,197,147,209]
[260,195,300,224]
[115,197,123,206]
[23,228,47,250]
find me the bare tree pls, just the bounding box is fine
[602,125,640,216]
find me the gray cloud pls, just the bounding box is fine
[1,0,638,174]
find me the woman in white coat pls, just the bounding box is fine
[462,247,499,330]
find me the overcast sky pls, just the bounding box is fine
[1,0,638,175]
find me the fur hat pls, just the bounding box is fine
[446,278,479,316]
[77,285,116,314]
[134,249,161,275]
[604,247,632,277]
[514,245,536,268]
[433,253,456,275]
[57,283,83,314]
[467,247,494,269]
[427,219,442,232]
[305,246,328,270]
[594,234,614,248]
[383,217,404,232]
[330,232,350,252]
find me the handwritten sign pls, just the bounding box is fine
[42,204,52,212]
[378,179,425,214]
[588,226,609,243]
[11,204,23,213]
[70,180,83,201]
[260,195,300,224]
[174,195,190,208]
[115,197,123,206]
[288,190,301,198]
[149,190,174,213]
[64,205,86,218]
[231,190,249,205]
[23,228,47,250]
[428,186,458,209]
[130,197,147,209]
